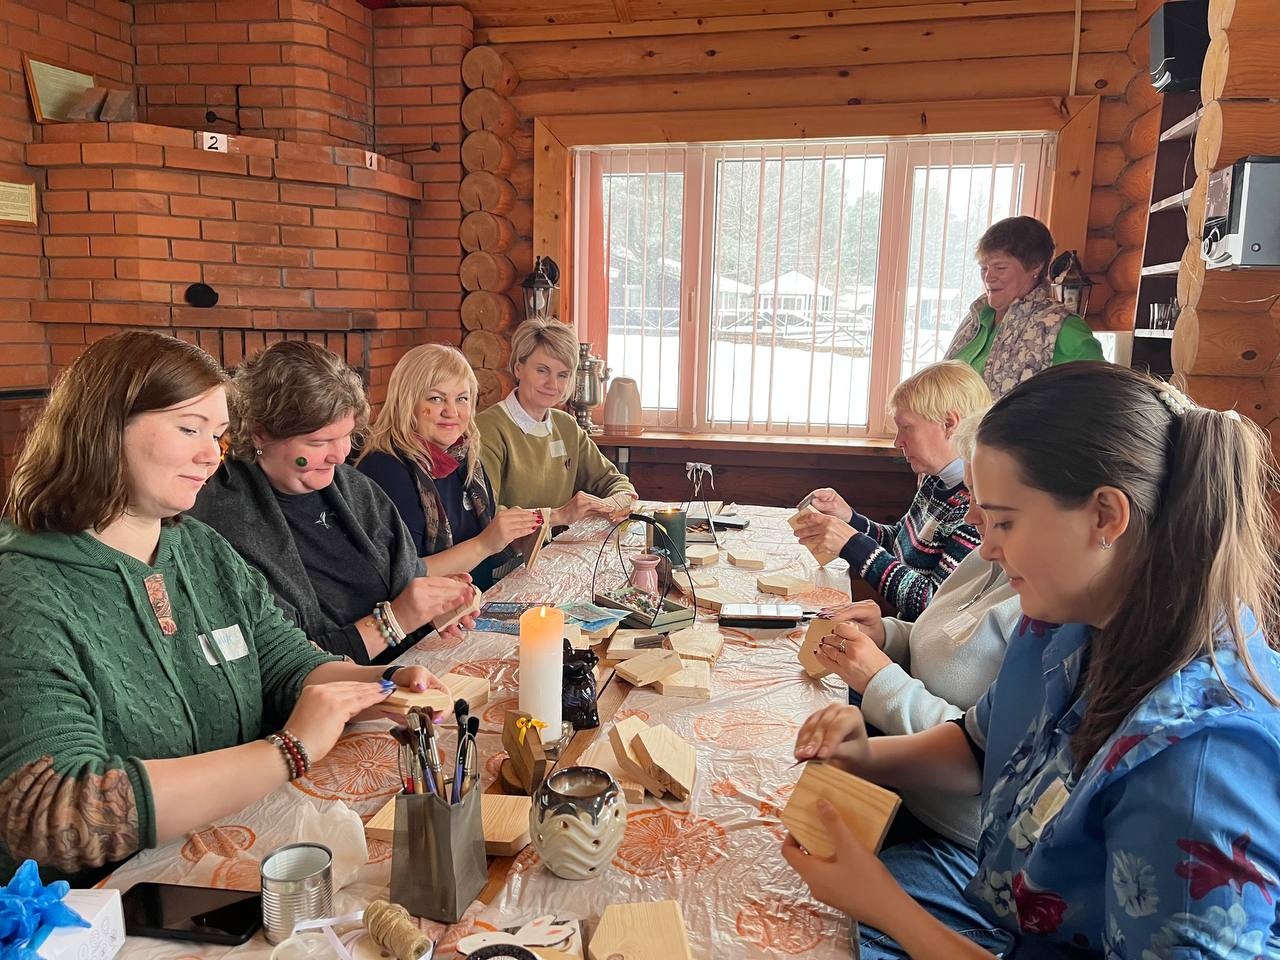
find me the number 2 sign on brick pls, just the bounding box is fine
[200,132,228,153]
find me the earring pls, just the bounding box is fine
[295,456,308,467]
[254,448,263,458]
[1101,537,1113,550]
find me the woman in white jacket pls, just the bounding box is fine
[815,414,1020,850]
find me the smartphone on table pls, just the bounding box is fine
[121,881,262,945]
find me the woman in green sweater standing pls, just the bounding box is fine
[944,216,1103,399]
[475,319,636,526]
[0,332,446,884]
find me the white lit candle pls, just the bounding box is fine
[518,605,564,736]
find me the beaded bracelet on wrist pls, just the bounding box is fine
[381,601,407,643]
[266,733,298,779]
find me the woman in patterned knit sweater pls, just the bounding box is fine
[794,361,991,621]
[0,332,448,884]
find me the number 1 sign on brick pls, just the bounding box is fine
[200,132,228,153]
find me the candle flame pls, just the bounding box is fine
[539,606,547,619]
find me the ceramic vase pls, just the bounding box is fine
[628,553,662,594]
[529,767,627,880]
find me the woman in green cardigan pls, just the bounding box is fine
[475,319,636,526]
[0,331,447,883]
[944,216,1103,399]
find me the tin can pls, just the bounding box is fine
[259,842,333,944]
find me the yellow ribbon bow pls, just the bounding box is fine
[516,716,548,745]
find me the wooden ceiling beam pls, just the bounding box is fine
[476,0,1133,43]
[493,11,1135,81]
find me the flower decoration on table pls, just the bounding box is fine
[0,860,90,960]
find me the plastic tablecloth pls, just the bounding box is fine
[107,505,859,959]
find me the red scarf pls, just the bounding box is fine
[415,435,462,480]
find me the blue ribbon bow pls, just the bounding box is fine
[0,861,90,960]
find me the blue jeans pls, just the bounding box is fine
[856,834,1016,959]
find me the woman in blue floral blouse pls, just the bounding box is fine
[783,361,1280,959]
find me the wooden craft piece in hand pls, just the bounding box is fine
[798,620,837,679]
[384,673,490,715]
[502,709,548,794]
[480,793,532,856]
[781,761,900,859]
[608,715,666,797]
[684,544,719,566]
[665,627,724,663]
[607,629,669,660]
[727,549,765,570]
[631,723,696,800]
[757,573,814,597]
[515,508,552,571]
[615,647,683,687]
[433,584,482,634]
[788,502,840,566]
[588,901,693,960]
[693,587,746,613]
[579,735,644,804]
[654,658,711,700]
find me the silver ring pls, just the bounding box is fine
[837,638,847,654]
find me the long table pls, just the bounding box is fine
[108,506,859,959]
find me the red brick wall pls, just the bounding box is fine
[134,0,375,149]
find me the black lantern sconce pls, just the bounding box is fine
[521,256,561,323]
[1049,250,1094,319]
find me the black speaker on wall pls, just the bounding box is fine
[1150,0,1211,92]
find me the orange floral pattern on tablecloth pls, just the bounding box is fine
[417,628,465,651]
[710,777,742,798]
[800,586,852,608]
[293,732,399,802]
[485,751,508,782]
[366,838,392,864]
[450,657,520,689]
[509,845,542,877]
[210,856,260,891]
[613,810,727,878]
[181,825,256,862]
[693,709,797,749]
[483,695,519,727]
[759,783,795,840]
[736,894,828,954]
[613,707,650,724]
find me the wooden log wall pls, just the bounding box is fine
[469,2,1155,333]
[459,46,531,406]
[1171,0,1280,443]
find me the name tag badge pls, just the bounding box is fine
[548,439,566,459]
[1029,777,1071,840]
[198,624,249,666]
[942,610,978,646]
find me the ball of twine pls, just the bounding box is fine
[363,899,433,960]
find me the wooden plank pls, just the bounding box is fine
[798,620,837,680]
[727,548,765,570]
[532,118,570,318]
[653,658,712,700]
[684,544,719,566]
[588,901,692,960]
[496,12,1137,81]
[432,585,482,635]
[631,723,697,800]
[757,573,814,597]
[615,647,684,686]
[540,96,1090,148]
[665,626,724,662]
[364,795,396,843]
[509,54,1136,119]
[482,793,533,856]
[481,0,1134,43]
[692,587,747,613]
[781,761,901,858]
[1045,95,1099,262]
[607,628,670,660]
[608,715,667,796]
[578,734,645,803]
[384,673,490,716]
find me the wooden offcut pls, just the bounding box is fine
[653,658,712,700]
[607,629,670,660]
[384,673,490,715]
[578,735,644,804]
[615,647,683,687]
[692,587,745,613]
[727,549,765,570]
[608,715,666,797]
[757,573,814,597]
[588,901,693,960]
[432,585,482,635]
[781,762,900,859]
[788,503,839,566]
[364,795,396,843]
[632,724,696,800]
[798,620,837,680]
[481,793,533,856]
[665,627,723,663]
[684,544,719,566]
[502,709,548,794]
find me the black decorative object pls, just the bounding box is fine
[561,639,599,731]
[184,282,219,308]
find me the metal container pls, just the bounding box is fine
[529,766,626,880]
[259,842,333,944]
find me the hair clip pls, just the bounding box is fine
[1155,387,1195,417]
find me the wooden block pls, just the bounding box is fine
[631,724,696,800]
[515,508,552,571]
[654,659,711,700]
[481,793,532,856]
[581,618,621,641]
[364,795,396,843]
[781,761,901,859]
[432,585,481,634]
[693,587,745,613]
[502,709,548,794]
[684,544,719,566]
[589,901,692,960]
[608,715,666,797]
[798,619,837,679]
[788,503,840,566]
[728,549,765,570]
[665,627,724,663]
[578,735,644,804]
[564,622,589,650]
[615,647,683,687]
[383,673,490,715]
[679,569,718,591]
[757,573,814,598]
[607,629,669,660]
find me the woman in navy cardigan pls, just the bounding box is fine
[356,344,540,590]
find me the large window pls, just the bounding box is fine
[575,133,1052,437]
